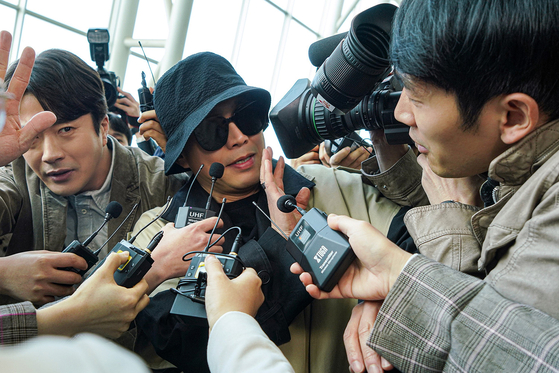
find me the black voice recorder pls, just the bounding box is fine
[278,195,355,292]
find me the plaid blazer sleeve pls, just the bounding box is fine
[0,301,38,345]
[369,255,559,372]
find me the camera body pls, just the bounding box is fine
[269,4,411,159]
[324,132,366,157]
[285,208,355,292]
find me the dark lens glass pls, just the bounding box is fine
[193,101,267,152]
[194,117,229,151]
[233,102,267,136]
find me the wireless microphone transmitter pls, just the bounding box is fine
[278,195,355,292]
[170,251,244,321]
[61,201,123,276]
[86,231,163,288]
[171,198,244,322]
[175,162,224,228]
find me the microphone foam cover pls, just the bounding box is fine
[277,195,297,213]
[105,201,123,219]
[209,162,225,178]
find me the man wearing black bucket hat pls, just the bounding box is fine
[128,52,313,372]
[129,51,405,373]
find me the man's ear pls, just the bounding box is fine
[100,115,109,146]
[499,93,541,145]
[175,152,189,169]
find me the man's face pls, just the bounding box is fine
[21,94,110,196]
[394,81,509,178]
[181,97,265,202]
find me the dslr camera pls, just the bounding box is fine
[270,4,410,159]
[87,28,121,108]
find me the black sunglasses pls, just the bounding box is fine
[193,100,268,151]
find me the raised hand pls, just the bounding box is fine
[113,87,141,118]
[319,142,372,170]
[0,30,56,166]
[145,217,225,294]
[37,251,150,339]
[260,146,310,237]
[344,301,393,373]
[138,109,167,152]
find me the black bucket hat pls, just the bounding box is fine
[154,52,272,174]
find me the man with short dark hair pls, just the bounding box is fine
[0,34,187,307]
[325,0,559,371]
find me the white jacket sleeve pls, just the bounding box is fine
[208,312,295,373]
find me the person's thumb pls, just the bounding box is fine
[96,251,129,279]
[204,255,227,285]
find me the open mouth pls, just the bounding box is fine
[45,169,73,182]
[232,155,253,165]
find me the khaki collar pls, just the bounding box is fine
[488,119,559,186]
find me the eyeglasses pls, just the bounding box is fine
[193,100,268,151]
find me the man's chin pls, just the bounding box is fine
[44,182,82,197]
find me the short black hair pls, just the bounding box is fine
[391,0,559,129]
[3,48,107,133]
[108,112,132,145]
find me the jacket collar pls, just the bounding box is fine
[489,118,559,186]
[162,159,315,222]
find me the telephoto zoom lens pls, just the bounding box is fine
[311,4,397,114]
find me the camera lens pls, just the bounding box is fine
[310,4,396,115]
[269,4,411,159]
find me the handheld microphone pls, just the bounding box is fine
[175,162,224,228]
[171,197,244,322]
[261,195,355,292]
[138,71,154,115]
[62,201,123,276]
[206,162,224,210]
[85,198,171,288]
[136,40,156,124]
[277,194,307,216]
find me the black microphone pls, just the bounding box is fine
[308,32,347,67]
[277,195,307,216]
[262,196,355,292]
[62,201,123,276]
[83,201,123,246]
[205,162,225,211]
[175,162,224,228]
[85,198,173,288]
